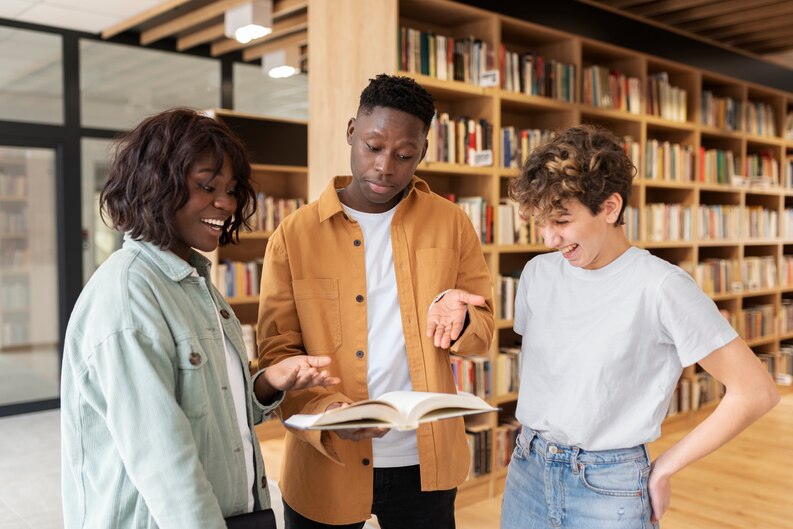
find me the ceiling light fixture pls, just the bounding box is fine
[262,48,301,78]
[225,0,273,44]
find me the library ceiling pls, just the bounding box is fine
[101,0,307,64]
[584,0,793,59]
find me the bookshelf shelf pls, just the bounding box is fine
[745,336,777,347]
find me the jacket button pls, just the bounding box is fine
[356,295,364,303]
[261,477,267,488]
[220,309,230,319]
[362,458,370,466]
[189,352,201,366]
[356,350,364,358]
[353,239,361,247]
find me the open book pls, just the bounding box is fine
[284,391,497,431]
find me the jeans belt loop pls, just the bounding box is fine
[524,428,537,457]
[571,447,580,475]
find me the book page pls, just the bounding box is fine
[375,391,496,426]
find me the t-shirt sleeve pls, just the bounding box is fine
[657,270,738,367]
[513,262,531,336]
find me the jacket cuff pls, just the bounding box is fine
[251,368,285,416]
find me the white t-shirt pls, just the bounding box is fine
[513,246,737,451]
[342,202,419,468]
[199,268,256,512]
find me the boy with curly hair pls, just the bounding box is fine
[501,124,779,528]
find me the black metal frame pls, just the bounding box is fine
[0,17,244,418]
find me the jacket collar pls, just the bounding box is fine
[123,234,212,282]
[317,175,431,223]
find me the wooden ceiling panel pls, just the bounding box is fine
[102,0,308,60]
[582,0,793,60]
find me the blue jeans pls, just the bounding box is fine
[501,427,659,529]
[284,465,456,529]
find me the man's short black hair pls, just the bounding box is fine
[358,74,435,129]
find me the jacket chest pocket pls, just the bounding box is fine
[416,248,460,303]
[292,278,342,355]
[175,339,212,418]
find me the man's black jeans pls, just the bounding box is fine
[283,465,457,529]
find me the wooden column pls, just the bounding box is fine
[307,0,398,200]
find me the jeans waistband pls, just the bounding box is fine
[520,427,649,469]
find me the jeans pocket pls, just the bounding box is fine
[579,460,644,497]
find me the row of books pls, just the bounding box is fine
[499,46,577,102]
[494,420,521,471]
[782,256,793,287]
[699,148,737,185]
[496,200,530,245]
[780,300,793,335]
[465,425,492,478]
[644,140,694,182]
[745,152,779,183]
[742,304,775,341]
[500,127,554,169]
[777,342,793,385]
[646,72,687,123]
[644,203,693,241]
[450,354,492,399]
[623,206,639,242]
[701,94,779,137]
[581,65,641,114]
[496,275,518,320]
[249,195,305,234]
[622,136,641,173]
[496,346,521,396]
[426,114,494,166]
[700,92,742,131]
[786,113,793,141]
[399,27,494,86]
[744,206,778,240]
[744,101,777,138]
[783,210,793,242]
[667,372,723,417]
[0,172,26,197]
[454,196,493,244]
[0,210,26,234]
[216,259,263,299]
[697,205,740,240]
[0,247,27,268]
[785,156,793,188]
[679,256,778,295]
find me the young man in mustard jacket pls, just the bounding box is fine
[258,74,494,528]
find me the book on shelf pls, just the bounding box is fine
[582,65,641,114]
[283,390,497,431]
[646,72,687,123]
[496,199,529,245]
[499,46,576,102]
[466,422,492,478]
[450,355,492,399]
[494,419,521,470]
[399,27,494,86]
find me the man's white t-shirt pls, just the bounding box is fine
[342,202,419,467]
[513,246,737,451]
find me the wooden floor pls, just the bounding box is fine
[261,392,793,529]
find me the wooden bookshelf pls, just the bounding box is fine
[204,109,308,439]
[308,0,793,507]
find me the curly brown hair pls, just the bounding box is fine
[509,124,635,225]
[100,108,256,249]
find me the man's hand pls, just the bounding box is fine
[256,356,340,404]
[426,289,486,349]
[323,402,390,441]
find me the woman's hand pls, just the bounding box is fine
[256,356,340,403]
[648,460,672,523]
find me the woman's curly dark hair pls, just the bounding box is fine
[358,74,436,129]
[509,124,635,225]
[100,108,255,249]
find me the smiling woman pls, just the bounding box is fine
[60,108,341,529]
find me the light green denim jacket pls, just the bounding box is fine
[61,236,281,529]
